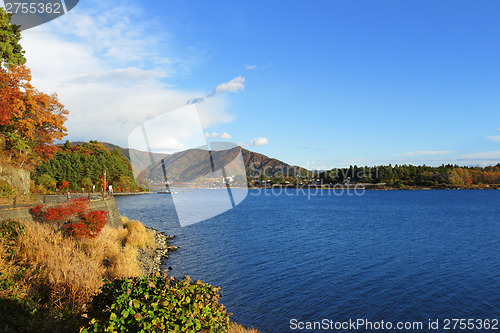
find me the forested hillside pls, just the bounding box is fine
[33,141,139,192]
[318,164,500,187]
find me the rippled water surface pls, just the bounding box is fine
[115,189,500,332]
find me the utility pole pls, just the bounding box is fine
[103,170,107,197]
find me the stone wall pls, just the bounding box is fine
[0,197,124,228]
[0,166,30,195]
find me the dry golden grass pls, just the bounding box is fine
[121,216,155,248]
[230,322,260,333]
[80,225,141,280]
[17,220,105,309]
[9,218,155,310]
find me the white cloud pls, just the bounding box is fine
[245,64,257,70]
[252,137,268,146]
[240,137,269,147]
[204,132,232,139]
[488,136,500,143]
[211,76,245,95]
[66,67,167,86]
[187,76,246,104]
[129,104,206,156]
[19,0,235,147]
[460,151,500,160]
[219,132,232,139]
[399,150,454,157]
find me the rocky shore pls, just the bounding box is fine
[137,228,178,275]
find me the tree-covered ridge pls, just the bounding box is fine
[33,141,139,192]
[317,164,500,187]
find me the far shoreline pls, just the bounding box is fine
[114,185,500,193]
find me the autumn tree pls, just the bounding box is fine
[0,8,68,167]
[0,63,68,166]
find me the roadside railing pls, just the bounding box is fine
[0,192,115,211]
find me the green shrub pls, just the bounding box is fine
[83,273,231,333]
[0,219,25,240]
[0,180,15,197]
[36,174,57,191]
[0,220,25,258]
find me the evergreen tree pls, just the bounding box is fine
[0,8,25,67]
[33,141,139,192]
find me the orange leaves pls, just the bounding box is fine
[0,64,68,163]
[33,144,57,161]
[0,65,27,125]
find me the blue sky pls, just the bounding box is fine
[13,0,500,168]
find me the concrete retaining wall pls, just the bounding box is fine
[0,197,123,228]
[88,198,123,228]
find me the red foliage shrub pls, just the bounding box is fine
[30,204,44,216]
[33,198,90,223]
[69,197,90,213]
[65,210,108,239]
[58,181,70,190]
[43,205,73,223]
[30,198,108,239]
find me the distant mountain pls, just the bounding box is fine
[240,147,307,178]
[133,146,308,185]
[61,141,307,184]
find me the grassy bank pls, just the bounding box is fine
[0,217,155,331]
[0,210,258,332]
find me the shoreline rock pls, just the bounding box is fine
[137,228,177,275]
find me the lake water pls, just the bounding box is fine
[115,189,500,332]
